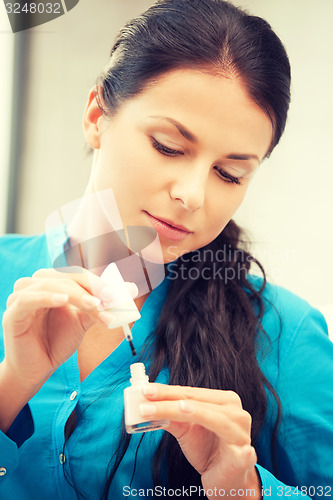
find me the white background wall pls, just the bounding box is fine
[0,12,14,234]
[0,0,332,321]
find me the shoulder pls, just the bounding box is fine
[248,273,312,313]
[247,283,333,484]
[247,274,330,378]
[0,233,50,301]
[0,232,49,269]
[0,232,47,257]
[247,274,323,335]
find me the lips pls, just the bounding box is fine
[144,211,192,241]
[147,212,191,232]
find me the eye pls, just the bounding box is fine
[150,137,183,157]
[214,166,241,185]
[150,137,242,185]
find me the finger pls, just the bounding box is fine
[141,394,250,429]
[138,399,251,445]
[9,277,115,329]
[11,280,102,312]
[32,267,109,296]
[142,383,242,407]
[19,269,99,299]
[6,287,113,331]
[12,277,36,292]
[173,400,252,433]
[32,267,128,309]
[3,291,69,327]
[155,420,190,441]
[8,282,115,331]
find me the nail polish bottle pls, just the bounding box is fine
[124,362,169,433]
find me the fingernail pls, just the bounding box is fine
[52,293,69,305]
[81,295,101,309]
[179,400,194,413]
[142,385,158,397]
[139,403,157,416]
[98,311,113,328]
[100,287,116,302]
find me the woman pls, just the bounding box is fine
[0,0,332,499]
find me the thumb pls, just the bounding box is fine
[76,309,113,332]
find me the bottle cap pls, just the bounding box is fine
[101,263,141,328]
[130,362,149,384]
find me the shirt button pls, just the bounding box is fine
[70,391,77,401]
[0,467,6,476]
[59,453,66,464]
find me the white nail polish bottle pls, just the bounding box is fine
[124,363,169,433]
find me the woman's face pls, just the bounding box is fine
[84,68,273,263]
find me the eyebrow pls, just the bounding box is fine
[149,115,197,143]
[226,153,259,162]
[148,115,260,163]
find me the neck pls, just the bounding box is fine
[66,188,128,274]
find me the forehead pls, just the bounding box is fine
[112,68,273,160]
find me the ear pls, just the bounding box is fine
[83,87,105,149]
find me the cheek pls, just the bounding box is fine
[110,142,157,182]
[195,185,248,246]
[209,184,248,224]
[95,144,143,189]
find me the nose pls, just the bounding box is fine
[169,164,208,211]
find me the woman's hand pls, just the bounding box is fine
[1,267,116,392]
[139,384,261,499]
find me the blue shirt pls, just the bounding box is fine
[0,231,332,499]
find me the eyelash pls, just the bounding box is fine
[151,137,183,157]
[150,137,242,185]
